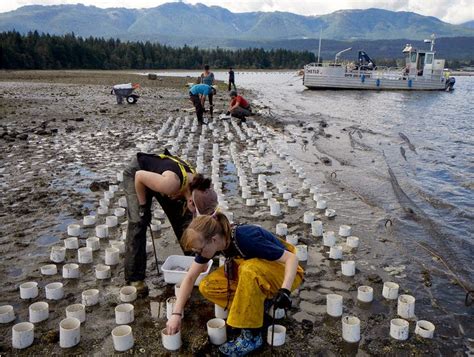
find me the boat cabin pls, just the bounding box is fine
[402,44,445,79]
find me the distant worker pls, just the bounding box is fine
[228,67,236,91]
[200,65,215,118]
[189,84,216,124]
[227,90,251,123]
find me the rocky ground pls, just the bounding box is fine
[0,70,471,356]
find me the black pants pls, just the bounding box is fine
[228,80,236,91]
[123,157,192,282]
[190,93,204,123]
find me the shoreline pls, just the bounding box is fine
[0,70,471,355]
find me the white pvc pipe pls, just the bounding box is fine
[341,261,356,276]
[267,325,286,347]
[29,301,49,323]
[316,200,327,210]
[329,246,343,260]
[40,264,57,276]
[106,216,118,228]
[114,208,126,217]
[0,305,16,323]
[83,215,96,226]
[288,198,299,207]
[295,245,308,261]
[276,223,287,236]
[161,328,182,351]
[283,192,292,200]
[397,295,416,319]
[112,325,134,351]
[327,294,343,317]
[50,246,66,263]
[323,231,336,247]
[346,236,360,248]
[95,224,109,239]
[270,202,281,216]
[150,220,161,232]
[215,304,228,319]
[59,317,81,348]
[82,289,99,307]
[118,197,127,208]
[357,286,373,303]
[268,306,285,319]
[97,206,108,215]
[207,318,227,345]
[67,224,81,237]
[110,241,125,254]
[311,221,323,237]
[382,282,399,300]
[303,211,315,224]
[105,247,120,266]
[117,171,124,182]
[86,237,100,251]
[246,198,256,206]
[95,264,111,279]
[64,237,79,250]
[63,263,80,279]
[120,286,137,303]
[342,316,361,343]
[325,209,336,218]
[286,235,298,246]
[45,282,64,300]
[415,320,435,339]
[78,247,93,264]
[66,304,86,323]
[115,304,134,324]
[12,322,34,349]
[20,282,39,299]
[390,318,409,340]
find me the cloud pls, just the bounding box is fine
[1,0,473,24]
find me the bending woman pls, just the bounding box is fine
[166,213,304,356]
[123,150,218,295]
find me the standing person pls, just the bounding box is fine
[228,67,236,91]
[200,65,215,118]
[166,213,304,356]
[123,150,218,296]
[189,84,216,124]
[227,90,252,123]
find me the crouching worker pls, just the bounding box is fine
[166,213,304,355]
[227,90,252,123]
[123,150,218,296]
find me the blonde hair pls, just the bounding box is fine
[181,212,231,251]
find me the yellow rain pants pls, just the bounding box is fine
[199,241,304,328]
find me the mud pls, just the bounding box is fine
[0,70,472,356]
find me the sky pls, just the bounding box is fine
[0,0,473,24]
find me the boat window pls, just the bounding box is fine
[410,52,417,63]
[425,53,433,65]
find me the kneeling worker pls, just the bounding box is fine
[189,84,216,124]
[227,90,251,123]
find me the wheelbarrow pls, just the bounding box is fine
[111,83,140,104]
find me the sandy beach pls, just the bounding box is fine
[0,70,472,355]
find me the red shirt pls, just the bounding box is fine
[231,95,249,109]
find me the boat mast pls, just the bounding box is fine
[317,28,322,64]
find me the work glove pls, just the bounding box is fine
[226,111,230,116]
[272,288,292,310]
[139,204,151,224]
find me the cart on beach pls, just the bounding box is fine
[111,83,140,104]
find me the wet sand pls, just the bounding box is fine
[0,70,472,355]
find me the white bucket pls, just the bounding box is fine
[106,216,118,228]
[118,197,128,208]
[12,322,34,349]
[82,289,99,307]
[327,294,343,317]
[339,225,352,237]
[283,192,292,200]
[150,220,161,232]
[415,320,435,339]
[99,198,109,208]
[0,305,16,323]
[263,191,272,199]
[115,304,134,324]
[357,286,374,303]
[20,282,39,299]
[64,237,79,250]
[277,185,288,194]
[323,231,336,247]
[270,202,281,216]
[207,318,227,345]
[267,325,286,347]
[268,306,285,319]
[95,225,109,239]
[114,208,126,217]
[104,191,114,200]
[78,247,93,264]
[66,304,86,323]
[303,211,315,224]
[112,325,134,352]
[109,184,119,193]
[45,282,64,300]
[311,221,323,237]
[316,200,327,210]
[276,223,287,236]
[341,261,355,276]
[346,236,360,249]
[295,245,308,261]
[313,193,323,202]
[161,328,182,351]
[105,247,120,266]
[67,224,81,237]
[63,264,80,279]
[40,264,57,276]
[286,235,298,246]
[110,241,125,254]
[288,198,299,207]
[59,317,81,348]
[329,246,343,260]
[390,318,409,340]
[397,295,415,319]
[86,237,100,251]
[342,316,361,343]
[83,215,96,226]
[382,282,399,300]
[95,264,111,279]
[215,304,228,319]
[29,301,49,323]
[120,286,137,303]
[246,198,256,206]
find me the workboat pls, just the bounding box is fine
[303,35,455,91]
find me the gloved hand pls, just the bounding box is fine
[226,111,230,116]
[273,288,292,310]
[139,204,151,224]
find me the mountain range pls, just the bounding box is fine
[1,2,473,48]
